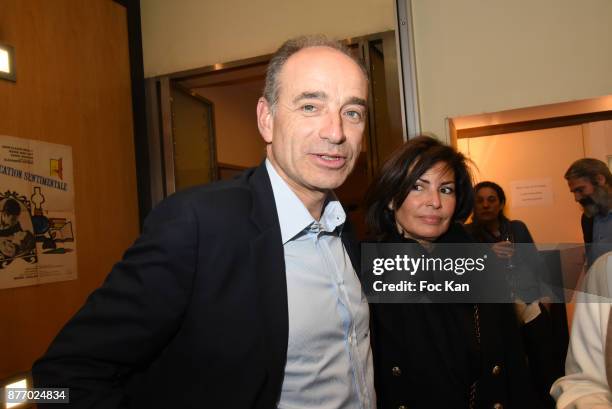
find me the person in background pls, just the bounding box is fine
[0,198,35,259]
[551,251,612,408]
[365,136,538,409]
[564,158,612,267]
[0,198,23,237]
[0,230,35,258]
[466,181,565,408]
[467,181,545,304]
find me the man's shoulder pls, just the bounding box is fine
[174,173,253,203]
[147,166,268,224]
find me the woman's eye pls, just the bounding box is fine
[412,184,424,191]
[440,186,455,194]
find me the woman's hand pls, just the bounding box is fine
[491,240,515,259]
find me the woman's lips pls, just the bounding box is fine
[419,215,443,225]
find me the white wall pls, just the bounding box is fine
[583,120,612,162]
[141,1,612,142]
[141,0,395,77]
[411,0,612,140]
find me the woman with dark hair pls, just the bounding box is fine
[468,181,556,306]
[365,136,538,409]
[467,181,534,255]
[466,181,564,408]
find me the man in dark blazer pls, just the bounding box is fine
[32,35,374,408]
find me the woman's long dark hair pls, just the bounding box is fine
[364,135,474,240]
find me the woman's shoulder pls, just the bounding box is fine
[438,222,474,243]
[509,219,528,229]
[509,219,534,242]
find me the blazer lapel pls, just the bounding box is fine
[248,163,289,404]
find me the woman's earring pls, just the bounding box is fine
[395,221,405,237]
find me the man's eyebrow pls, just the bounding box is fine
[291,93,368,107]
[292,91,327,104]
[345,96,367,107]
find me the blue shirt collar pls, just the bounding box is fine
[595,209,612,221]
[265,159,345,244]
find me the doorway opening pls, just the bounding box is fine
[450,95,612,243]
[450,94,612,333]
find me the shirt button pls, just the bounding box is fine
[492,365,502,376]
[392,366,402,376]
[493,403,503,409]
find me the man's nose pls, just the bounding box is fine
[320,112,346,144]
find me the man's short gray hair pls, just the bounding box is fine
[565,158,612,186]
[263,35,369,113]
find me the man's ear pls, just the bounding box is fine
[595,174,606,187]
[257,97,273,144]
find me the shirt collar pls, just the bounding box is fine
[266,159,346,244]
[595,209,612,221]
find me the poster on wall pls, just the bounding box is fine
[0,135,77,289]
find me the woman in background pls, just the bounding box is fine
[467,181,535,261]
[365,136,538,409]
[467,181,545,302]
[467,181,564,408]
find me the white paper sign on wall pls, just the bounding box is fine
[509,178,554,207]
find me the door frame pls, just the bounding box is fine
[144,31,408,210]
